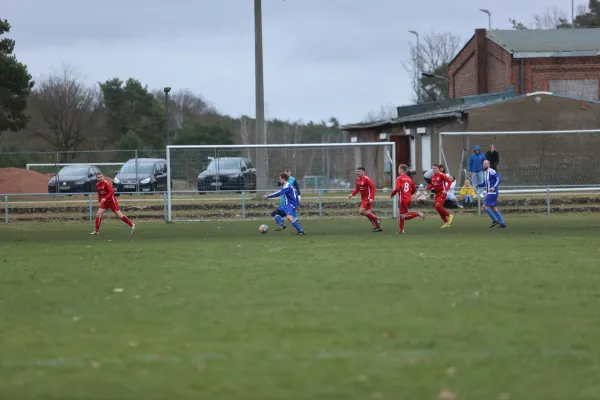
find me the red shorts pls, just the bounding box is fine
[360,198,373,210]
[399,200,412,214]
[100,200,120,212]
[434,193,447,208]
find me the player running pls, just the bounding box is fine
[348,167,382,232]
[390,164,424,234]
[278,169,301,219]
[476,159,506,228]
[264,173,305,235]
[90,172,135,235]
[426,164,454,228]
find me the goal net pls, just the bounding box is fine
[165,142,396,222]
[439,129,600,189]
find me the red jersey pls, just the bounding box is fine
[351,175,376,201]
[426,173,453,194]
[391,174,416,203]
[96,180,116,203]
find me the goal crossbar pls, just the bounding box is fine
[440,129,600,136]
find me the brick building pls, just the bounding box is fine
[449,28,600,99]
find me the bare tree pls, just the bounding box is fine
[166,89,215,129]
[403,32,461,104]
[511,4,588,29]
[365,104,397,122]
[27,65,99,157]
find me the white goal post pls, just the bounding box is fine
[165,142,397,222]
[439,129,600,191]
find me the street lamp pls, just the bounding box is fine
[409,30,421,101]
[164,87,171,146]
[422,72,448,81]
[479,9,491,30]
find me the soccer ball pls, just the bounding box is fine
[259,224,268,234]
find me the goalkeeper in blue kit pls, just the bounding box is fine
[475,160,506,228]
[265,173,305,235]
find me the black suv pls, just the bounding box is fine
[113,158,168,194]
[48,165,101,194]
[197,157,257,192]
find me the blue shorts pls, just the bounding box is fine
[278,205,296,217]
[484,193,498,207]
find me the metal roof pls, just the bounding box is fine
[487,29,600,57]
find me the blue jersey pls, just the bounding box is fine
[483,168,501,192]
[268,182,299,209]
[280,176,300,207]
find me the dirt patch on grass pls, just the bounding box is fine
[0,168,51,195]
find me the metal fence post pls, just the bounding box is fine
[163,192,167,222]
[89,194,93,223]
[4,195,8,224]
[477,193,481,216]
[318,190,323,217]
[546,186,551,216]
[241,191,246,219]
[135,149,139,194]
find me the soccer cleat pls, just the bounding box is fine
[418,211,425,220]
[396,230,405,235]
[276,225,286,231]
[447,215,454,226]
[489,221,500,228]
[499,223,507,228]
[130,224,136,235]
[297,231,306,235]
[441,222,451,229]
[372,226,383,232]
[90,231,99,235]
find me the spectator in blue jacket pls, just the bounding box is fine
[468,145,487,198]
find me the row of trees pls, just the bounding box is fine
[0,18,344,160]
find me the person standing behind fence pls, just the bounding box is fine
[486,145,500,170]
[468,145,487,198]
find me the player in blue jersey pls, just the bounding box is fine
[277,169,301,219]
[264,173,306,235]
[475,160,506,228]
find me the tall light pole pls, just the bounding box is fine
[479,9,491,30]
[164,87,171,146]
[409,30,420,102]
[254,0,267,196]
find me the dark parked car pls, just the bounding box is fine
[48,165,101,194]
[197,157,257,192]
[113,158,168,194]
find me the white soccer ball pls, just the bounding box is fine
[259,224,268,234]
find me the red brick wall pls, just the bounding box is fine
[448,37,476,98]
[449,30,600,98]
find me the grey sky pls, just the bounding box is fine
[4,0,584,124]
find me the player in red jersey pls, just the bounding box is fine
[348,167,382,232]
[90,172,135,235]
[390,164,424,234]
[425,164,454,228]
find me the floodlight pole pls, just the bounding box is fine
[254,0,267,197]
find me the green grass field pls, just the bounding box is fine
[2,214,600,400]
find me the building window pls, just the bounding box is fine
[549,79,599,100]
[421,135,431,171]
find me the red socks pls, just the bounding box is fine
[366,212,380,227]
[95,217,101,232]
[435,206,449,222]
[399,212,419,231]
[121,215,133,227]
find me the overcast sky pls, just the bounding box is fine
[4,0,585,124]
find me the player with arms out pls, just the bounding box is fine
[390,164,424,234]
[90,172,135,235]
[476,160,506,228]
[348,167,382,232]
[426,164,454,228]
[264,173,305,235]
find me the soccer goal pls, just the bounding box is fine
[439,129,600,191]
[165,142,397,222]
